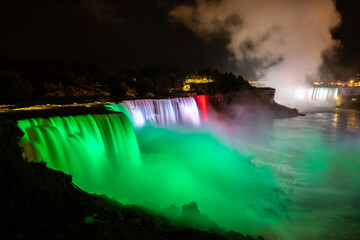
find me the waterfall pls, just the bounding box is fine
[106,97,201,128]
[193,95,208,122]
[307,87,338,101]
[16,97,286,236]
[17,97,205,190]
[294,87,338,103]
[18,113,141,191]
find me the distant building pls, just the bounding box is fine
[248,80,267,87]
[182,74,213,92]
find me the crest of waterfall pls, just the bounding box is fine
[106,97,201,128]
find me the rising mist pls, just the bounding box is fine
[169,0,341,104]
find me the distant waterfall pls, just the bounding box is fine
[295,87,338,103]
[307,87,338,101]
[106,97,201,128]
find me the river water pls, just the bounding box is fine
[18,105,360,240]
[131,107,360,239]
[226,108,360,239]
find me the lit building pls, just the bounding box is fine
[182,75,213,91]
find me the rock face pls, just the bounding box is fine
[340,100,360,109]
[182,202,201,218]
[208,88,275,108]
[179,202,219,232]
[207,88,299,119]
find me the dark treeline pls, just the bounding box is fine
[0,59,252,102]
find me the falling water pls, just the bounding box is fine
[18,113,141,193]
[106,97,201,128]
[193,95,208,122]
[276,87,339,110]
[295,87,338,103]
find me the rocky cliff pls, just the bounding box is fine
[207,88,299,119]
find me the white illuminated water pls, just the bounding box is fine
[106,97,200,128]
[276,87,339,110]
[295,87,338,102]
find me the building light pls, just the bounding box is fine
[183,84,191,91]
[184,78,213,84]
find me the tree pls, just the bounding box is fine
[0,69,33,99]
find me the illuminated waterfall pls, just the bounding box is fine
[18,113,141,190]
[295,87,338,103]
[106,97,201,128]
[16,98,287,237]
[15,95,360,239]
[193,95,208,122]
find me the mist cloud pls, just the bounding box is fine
[169,0,341,98]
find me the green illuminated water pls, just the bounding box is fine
[18,114,141,193]
[18,109,360,239]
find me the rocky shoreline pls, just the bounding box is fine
[207,89,300,119]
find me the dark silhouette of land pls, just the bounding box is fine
[0,59,251,102]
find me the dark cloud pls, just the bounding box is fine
[81,0,122,23]
[0,0,235,72]
[326,0,360,80]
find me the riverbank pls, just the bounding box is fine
[339,99,360,110]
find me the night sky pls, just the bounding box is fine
[332,0,360,75]
[0,0,359,80]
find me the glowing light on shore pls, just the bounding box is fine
[182,76,213,91]
[313,80,360,87]
[184,77,213,84]
[0,102,111,113]
[249,81,267,87]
